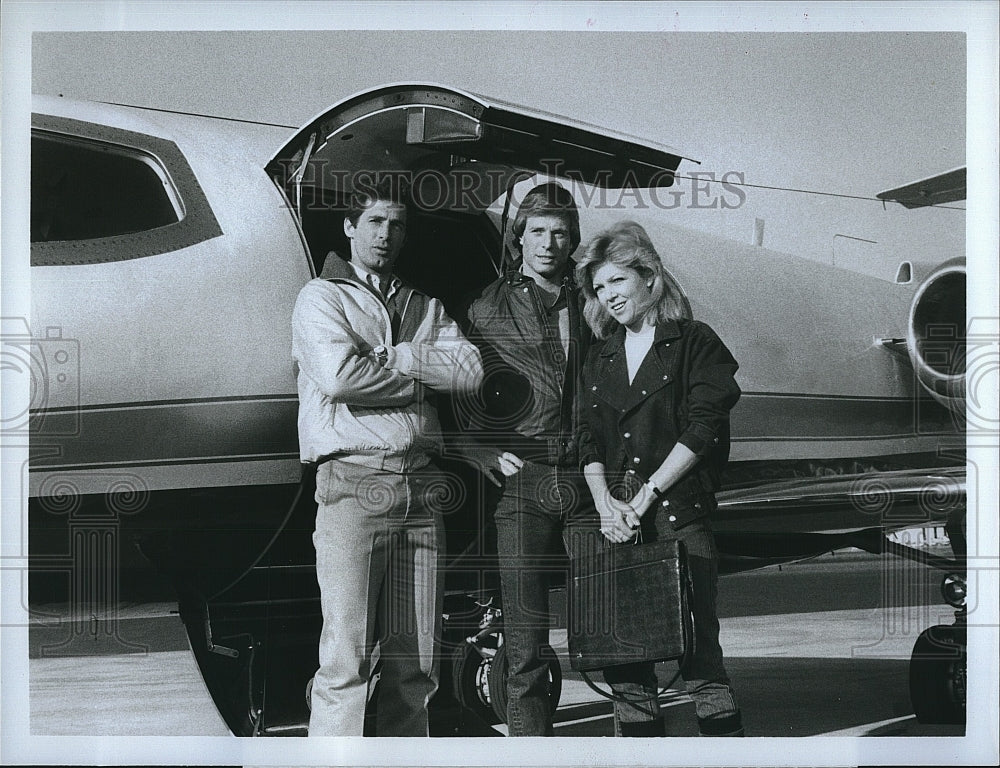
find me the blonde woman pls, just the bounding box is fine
[573,220,744,737]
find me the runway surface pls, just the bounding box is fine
[27,548,965,738]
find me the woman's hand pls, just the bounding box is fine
[595,490,638,544]
[626,484,657,526]
[583,462,636,543]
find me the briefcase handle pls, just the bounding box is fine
[599,520,643,549]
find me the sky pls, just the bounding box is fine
[17,11,987,274]
[28,29,966,195]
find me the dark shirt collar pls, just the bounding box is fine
[504,257,579,290]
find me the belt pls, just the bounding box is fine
[488,433,576,467]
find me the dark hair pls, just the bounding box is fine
[345,175,412,225]
[511,182,581,255]
[576,220,690,339]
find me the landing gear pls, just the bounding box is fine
[909,570,967,726]
[452,641,502,725]
[872,532,968,726]
[448,602,563,727]
[909,621,966,725]
[449,603,504,724]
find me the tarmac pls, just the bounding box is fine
[23,548,967,739]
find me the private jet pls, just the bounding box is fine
[22,83,968,735]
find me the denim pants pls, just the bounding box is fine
[494,460,591,736]
[308,459,445,736]
[566,506,740,734]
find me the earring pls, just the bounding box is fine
[647,282,653,288]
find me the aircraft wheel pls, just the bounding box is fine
[909,624,966,724]
[452,644,501,725]
[488,643,562,724]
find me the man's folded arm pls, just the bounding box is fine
[388,299,484,394]
[292,284,416,406]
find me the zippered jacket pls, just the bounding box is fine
[292,257,483,472]
[461,267,593,467]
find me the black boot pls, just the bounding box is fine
[619,717,666,737]
[698,711,744,737]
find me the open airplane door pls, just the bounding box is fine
[165,83,690,736]
[267,82,689,202]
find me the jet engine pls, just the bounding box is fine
[907,258,966,413]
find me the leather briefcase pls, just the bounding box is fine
[568,537,693,672]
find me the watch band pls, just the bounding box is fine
[643,479,664,498]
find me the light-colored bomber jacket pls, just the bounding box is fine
[292,257,483,472]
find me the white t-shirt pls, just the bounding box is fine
[624,322,657,384]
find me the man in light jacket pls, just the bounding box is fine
[292,178,483,737]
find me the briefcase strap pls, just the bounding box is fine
[579,667,683,705]
[576,534,696,705]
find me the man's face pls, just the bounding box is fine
[519,214,574,282]
[344,199,407,276]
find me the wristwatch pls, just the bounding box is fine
[643,479,664,498]
[372,344,389,365]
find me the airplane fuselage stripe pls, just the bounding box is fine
[29,397,300,471]
[30,454,301,472]
[729,390,956,440]
[27,391,959,473]
[36,394,299,414]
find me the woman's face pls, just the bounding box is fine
[591,261,653,333]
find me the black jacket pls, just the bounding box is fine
[578,318,740,529]
[461,268,593,466]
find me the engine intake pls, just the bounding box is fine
[907,258,966,413]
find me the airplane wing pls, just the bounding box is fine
[714,466,965,534]
[876,166,966,208]
[711,466,965,571]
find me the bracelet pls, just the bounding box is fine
[643,479,664,498]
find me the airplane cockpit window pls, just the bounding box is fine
[31,133,180,243]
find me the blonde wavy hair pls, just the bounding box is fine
[576,220,690,339]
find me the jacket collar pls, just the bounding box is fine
[599,317,683,357]
[503,258,579,290]
[321,251,403,294]
[319,251,360,283]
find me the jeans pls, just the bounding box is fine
[493,460,592,736]
[308,459,445,736]
[566,504,740,734]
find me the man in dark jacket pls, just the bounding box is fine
[460,182,593,736]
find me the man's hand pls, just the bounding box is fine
[455,446,523,487]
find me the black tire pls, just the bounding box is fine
[909,624,966,725]
[488,643,563,724]
[452,643,502,725]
